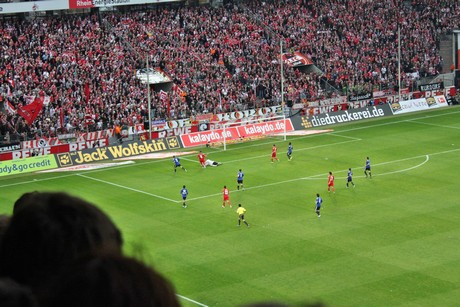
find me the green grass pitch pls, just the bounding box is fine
[1,106,460,306]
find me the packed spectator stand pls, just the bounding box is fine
[0,0,459,144]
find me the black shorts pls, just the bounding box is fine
[237,180,243,184]
[239,214,245,219]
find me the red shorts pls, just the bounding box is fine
[328,182,334,187]
[223,196,229,201]
[271,153,277,158]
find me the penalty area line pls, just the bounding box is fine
[176,294,209,307]
[76,174,178,203]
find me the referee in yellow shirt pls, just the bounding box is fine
[236,204,250,228]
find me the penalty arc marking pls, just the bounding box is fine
[304,154,430,180]
[186,154,431,202]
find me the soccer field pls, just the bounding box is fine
[1,106,460,306]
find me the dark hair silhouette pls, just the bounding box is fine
[41,253,180,307]
[0,215,10,249]
[0,278,38,307]
[0,191,123,289]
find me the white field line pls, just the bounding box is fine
[405,120,460,130]
[75,174,177,203]
[181,156,200,164]
[176,294,209,307]
[0,172,78,188]
[328,133,362,141]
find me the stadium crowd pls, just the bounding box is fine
[0,0,459,142]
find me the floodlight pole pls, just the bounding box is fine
[283,112,286,141]
[398,25,401,102]
[146,55,152,139]
[280,39,284,109]
[223,124,227,151]
[280,38,286,141]
[454,30,460,72]
[280,39,287,141]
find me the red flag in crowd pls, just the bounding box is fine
[5,79,14,98]
[159,90,171,117]
[167,98,171,118]
[159,90,168,101]
[84,82,91,103]
[3,101,16,115]
[7,79,15,88]
[17,97,44,125]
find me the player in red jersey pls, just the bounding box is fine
[197,150,206,168]
[328,171,335,193]
[271,144,279,163]
[222,185,232,208]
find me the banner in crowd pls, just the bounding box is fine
[348,92,372,102]
[0,142,20,153]
[282,52,313,67]
[390,96,448,114]
[418,82,443,92]
[55,136,182,167]
[291,105,393,129]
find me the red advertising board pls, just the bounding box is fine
[236,119,293,138]
[69,0,93,9]
[181,127,239,147]
[180,119,294,147]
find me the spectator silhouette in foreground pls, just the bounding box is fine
[0,191,123,294]
[0,214,10,248]
[0,278,38,307]
[40,252,180,307]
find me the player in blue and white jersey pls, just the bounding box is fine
[346,168,355,188]
[315,193,323,217]
[180,185,188,208]
[173,156,187,173]
[287,142,293,161]
[237,169,244,190]
[364,157,371,178]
